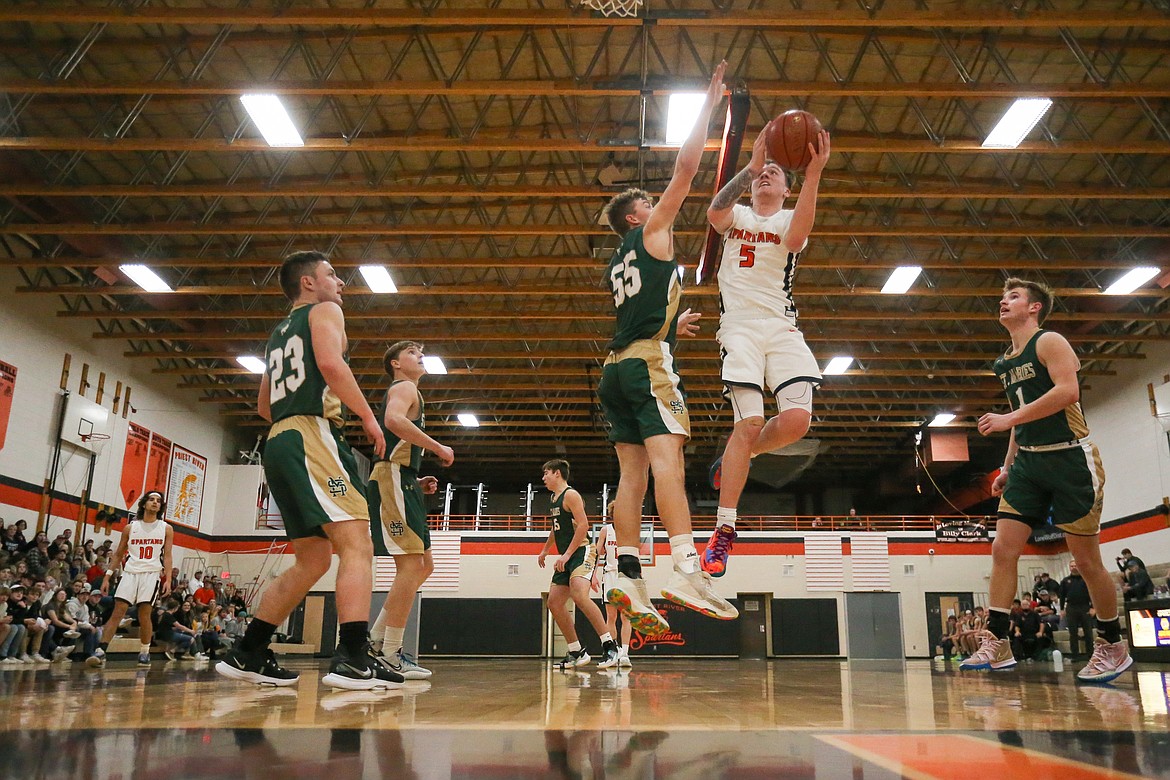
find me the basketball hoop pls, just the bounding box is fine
[78,433,110,443]
[580,0,642,17]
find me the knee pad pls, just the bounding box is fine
[724,384,765,423]
[775,381,814,414]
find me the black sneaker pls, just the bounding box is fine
[597,641,620,669]
[555,649,591,670]
[215,645,299,687]
[322,642,405,691]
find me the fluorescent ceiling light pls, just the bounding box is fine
[457,413,480,428]
[665,92,706,145]
[1103,267,1160,295]
[240,94,304,147]
[982,98,1053,149]
[929,412,956,427]
[881,266,922,294]
[358,265,397,293]
[119,264,173,293]
[236,355,267,375]
[422,355,447,375]
[823,356,854,375]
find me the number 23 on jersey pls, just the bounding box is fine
[268,334,307,402]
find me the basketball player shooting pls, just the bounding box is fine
[701,121,831,579]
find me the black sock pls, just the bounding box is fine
[987,609,1011,640]
[98,641,109,652]
[240,619,278,653]
[618,554,642,579]
[338,621,369,656]
[1097,617,1122,644]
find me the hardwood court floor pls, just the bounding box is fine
[1,658,1168,778]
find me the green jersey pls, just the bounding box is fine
[550,487,586,555]
[265,304,345,427]
[380,380,424,471]
[993,329,1090,447]
[606,226,682,351]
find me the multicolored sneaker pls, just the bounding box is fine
[381,648,432,680]
[700,524,737,577]
[606,574,670,635]
[708,456,723,491]
[661,566,739,620]
[958,632,1016,671]
[555,649,591,670]
[596,641,620,670]
[1076,638,1133,684]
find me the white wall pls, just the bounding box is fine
[0,267,230,552]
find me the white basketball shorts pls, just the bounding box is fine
[114,571,161,605]
[717,318,822,395]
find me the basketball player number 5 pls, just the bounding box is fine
[268,335,307,402]
[610,250,643,306]
[739,244,755,268]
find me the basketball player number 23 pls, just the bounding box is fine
[268,335,307,402]
[610,250,643,306]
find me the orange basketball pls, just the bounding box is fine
[764,110,823,172]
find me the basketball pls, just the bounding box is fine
[764,110,824,171]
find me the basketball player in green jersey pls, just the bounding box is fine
[961,278,1132,683]
[538,459,619,669]
[217,250,402,691]
[367,340,453,680]
[598,60,738,635]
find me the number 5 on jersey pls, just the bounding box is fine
[610,250,643,306]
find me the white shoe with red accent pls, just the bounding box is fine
[1076,638,1133,684]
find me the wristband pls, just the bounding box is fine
[105,570,114,577]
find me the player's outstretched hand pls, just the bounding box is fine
[676,307,701,337]
[749,121,772,175]
[706,60,728,106]
[806,130,831,177]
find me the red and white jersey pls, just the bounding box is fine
[123,518,165,574]
[600,523,618,574]
[717,204,807,324]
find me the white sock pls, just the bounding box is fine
[716,507,737,529]
[140,643,150,654]
[670,534,700,573]
[383,626,405,655]
[617,545,640,559]
[567,640,582,653]
[600,633,613,644]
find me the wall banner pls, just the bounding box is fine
[167,445,207,530]
[120,422,151,509]
[0,361,15,451]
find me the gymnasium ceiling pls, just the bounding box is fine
[2,1,1169,494]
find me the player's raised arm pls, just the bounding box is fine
[785,130,831,250]
[707,121,771,234]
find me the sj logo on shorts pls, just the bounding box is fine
[327,476,348,497]
[669,400,685,415]
[389,521,405,537]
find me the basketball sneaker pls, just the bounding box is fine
[1076,638,1133,684]
[618,647,632,668]
[380,648,432,680]
[708,456,723,491]
[661,566,739,620]
[596,641,621,669]
[958,632,1016,671]
[606,574,670,635]
[85,649,105,668]
[216,645,300,687]
[322,642,405,691]
[137,651,151,667]
[555,649,591,670]
[700,524,737,577]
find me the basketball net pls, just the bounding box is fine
[580,0,642,17]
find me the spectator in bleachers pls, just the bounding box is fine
[224,606,245,642]
[23,536,50,578]
[168,567,181,594]
[155,599,195,660]
[935,614,960,660]
[1032,572,1058,599]
[1034,590,1061,633]
[64,586,101,662]
[0,567,11,588]
[193,579,217,606]
[0,586,26,664]
[1059,560,1095,660]
[1122,560,1154,602]
[1010,599,1051,661]
[203,606,234,660]
[1115,547,1145,574]
[80,540,96,566]
[188,571,205,597]
[86,556,109,588]
[1,525,20,556]
[172,600,205,660]
[45,549,70,584]
[45,588,81,662]
[12,520,27,549]
[9,583,51,663]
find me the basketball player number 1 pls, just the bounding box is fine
[268,335,308,402]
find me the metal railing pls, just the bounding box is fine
[422,514,996,533]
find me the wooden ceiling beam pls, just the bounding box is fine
[3,136,1169,156]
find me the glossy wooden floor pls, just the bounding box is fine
[2,657,1168,778]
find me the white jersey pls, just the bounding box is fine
[717,204,807,324]
[600,523,618,574]
[123,518,165,575]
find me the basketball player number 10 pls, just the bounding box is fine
[610,250,643,306]
[268,335,308,402]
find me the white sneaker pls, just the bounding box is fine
[17,654,33,664]
[31,654,50,664]
[606,573,670,635]
[62,629,81,640]
[0,657,20,666]
[661,566,739,619]
[618,647,632,668]
[51,646,72,662]
[381,649,432,680]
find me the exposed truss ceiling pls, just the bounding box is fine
[2,0,1169,491]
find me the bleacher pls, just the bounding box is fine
[1052,561,1169,655]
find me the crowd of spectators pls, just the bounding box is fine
[0,518,250,666]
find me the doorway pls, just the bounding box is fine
[738,593,769,659]
[924,592,975,655]
[845,592,904,659]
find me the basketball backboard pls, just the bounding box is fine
[61,393,112,454]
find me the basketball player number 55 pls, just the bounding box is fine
[268,335,307,402]
[610,250,643,306]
